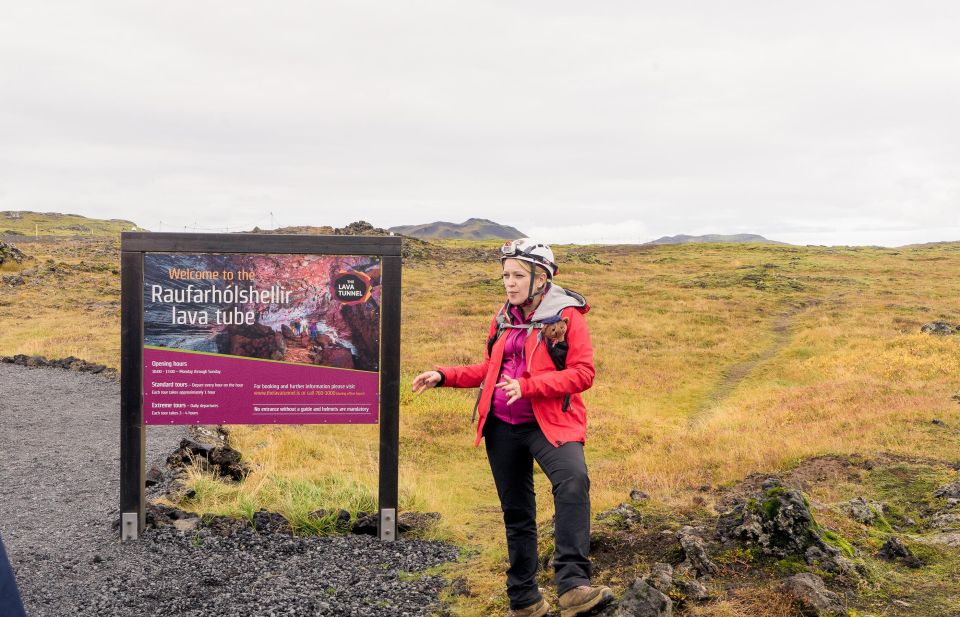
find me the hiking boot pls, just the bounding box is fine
[507,596,549,617]
[558,585,614,617]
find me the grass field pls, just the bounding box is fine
[2,223,959,615]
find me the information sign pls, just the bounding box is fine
[119,233,401,542]
[141,252,381,425]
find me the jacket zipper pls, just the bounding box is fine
[530,330,543,358]
[535,330,571,412]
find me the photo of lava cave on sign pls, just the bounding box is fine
[143,253,381,372]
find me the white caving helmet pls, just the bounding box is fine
[499,238,558,304]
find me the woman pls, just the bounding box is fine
[412,239,612,617]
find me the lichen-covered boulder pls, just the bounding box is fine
[611,577,672,617]
[781,573,846,616]
[676,526,719,577]
[597,503,644,529]
[716,478,853,574]
[934,477,960,500]
[842,496,886,525]
[921,321,958,335]
[0,241,27,266]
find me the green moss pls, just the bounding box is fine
[714,546,755,566]
[871,512,893,533]
[759,485,793,519]
[820,529,856,558]
[866,463,956,525]
[774,556,809,576]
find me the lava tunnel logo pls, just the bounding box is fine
[332,270,372,305]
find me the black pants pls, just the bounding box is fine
[483,414,592,609]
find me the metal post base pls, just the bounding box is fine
[379,508,396,542]
[121,512,139,542]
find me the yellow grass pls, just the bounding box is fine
[2,236,959,615]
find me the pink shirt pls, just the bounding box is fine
[491,305,536,424]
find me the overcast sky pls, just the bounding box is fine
[2,2,959,245]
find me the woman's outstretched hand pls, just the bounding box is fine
[412,370,442,394]
[495,376,522,405]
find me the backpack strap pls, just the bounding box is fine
[486,304,545,356]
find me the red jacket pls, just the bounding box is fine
[436,286,595,447]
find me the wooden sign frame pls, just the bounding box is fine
[120,232,402,541]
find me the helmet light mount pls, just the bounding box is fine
[499,238,558,305]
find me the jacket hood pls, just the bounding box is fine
[530,283,589,321]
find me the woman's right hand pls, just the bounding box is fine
[412,370,442,394]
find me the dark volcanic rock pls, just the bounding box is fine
[877,536,920,567]
[180,438,214,456]
[646,562,673,592]
[716,478,852,574]
[673,578,709,602]
[0,240,28,265]
[921,321,958,335]
[610,577,672,616]
[145,503,200,530]
[166,439,249,482]
[167,479,196,500]
[251,510,292,534]
[597,503,644,529]
[0,354,117,379]
[624,562,710,610]
[207,446,248,481]
[145,466,164,487]
[781,573,846,616]
[676,526,718,577]
[352,512,379,536]
[843,496,885,525]
[201,514,252,536]
[934,479,960,500]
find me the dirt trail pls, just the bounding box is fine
[688,301,813,427]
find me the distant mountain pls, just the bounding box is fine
[1,211,142,237]
[646,234,789,246]
[388,218,524,240]
[249,220,395,237]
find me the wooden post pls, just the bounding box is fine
[119,250,145,540]
[378,255,402,541]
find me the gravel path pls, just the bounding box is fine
[0,363,458,616]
